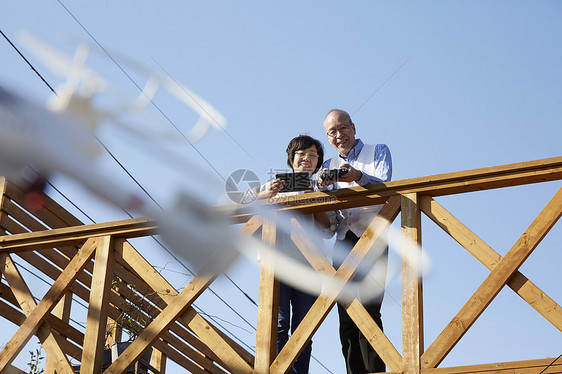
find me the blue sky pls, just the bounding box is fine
[1,1,561,372]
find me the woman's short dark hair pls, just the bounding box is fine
[285,135,324,174]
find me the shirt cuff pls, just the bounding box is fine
[357,171,370,186]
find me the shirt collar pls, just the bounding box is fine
[338,139,364,161]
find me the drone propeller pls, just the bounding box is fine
[21,33,226,144]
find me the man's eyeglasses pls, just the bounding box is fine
[294,151,319,159]
[326,124,351,138]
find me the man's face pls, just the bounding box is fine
[324,112,356,156]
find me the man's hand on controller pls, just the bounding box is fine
[337,164,362,183]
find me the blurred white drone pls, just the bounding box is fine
[20,32,226,142]
[0,34,428,304]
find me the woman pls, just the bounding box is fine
[259,134,329,374]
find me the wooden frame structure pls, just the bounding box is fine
[0,156,561,373]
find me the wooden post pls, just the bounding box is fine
[105,275,122,349]
[44,292,73,374]
[290,216,403,371]
[0,253,75,374]
[271,197,401,374]
[401,193,424,374]
[0,237,98,372]
[115,218,260,373]
[421,186,562,368]
[81,235,115,374]
[104,272,216,374]
[254,217,280,373]
[105,315,123,349]
[150,349,167,374]
[0,177,7,236]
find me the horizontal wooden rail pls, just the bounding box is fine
[421,356,562,373]
[1,156,561,373]
[227,156,562,221]
[0,217,158,252]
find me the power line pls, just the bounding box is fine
[55,0,227,183]
[3,12,259,353]
[540,353,562,374]
[13,259,88,329]
[53,0,267,335]
[352,53,414,116]
[149,55,257,163]
[94,135,164,211]
[3,5,332,370]
[0,28,57,94]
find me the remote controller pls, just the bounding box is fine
[320,168,348,181]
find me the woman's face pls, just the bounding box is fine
[291,144,319,175]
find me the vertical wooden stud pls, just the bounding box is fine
[401,193,424,374]
[254,217,280,373]
[81,235,114,374]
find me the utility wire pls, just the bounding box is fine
[540,353,562,374]
[352,53,414,116]
[149,55,257,163]
[94,135,164,211]
[13,260,87,329]
[0,28,57,94]
[3,5,330,370]
[6,0,260,322]
[3,15,259,348]
[55,0,227,183]
[55,0,265,320]
[45,179,96,224]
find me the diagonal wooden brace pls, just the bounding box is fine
[0,237,98,372]
[0,253,75,374]
[421,186,562,368]
[271,196,401,374]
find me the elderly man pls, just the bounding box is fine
[318,109,392,374]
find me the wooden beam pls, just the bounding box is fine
[105,315,122,348]
[0,287,83,361]
[109,260,228,370]
[0,217,158,252]
[14,249,93,308]
[45,291,73,374]
[228,156,562,221]
[80,235,114,374]
[421,186,562,368]
[289,218,403,372]
[0,253,75,374]
[103,285,224,373]
[2,198,49,232]
[421,356,562,373]
[345,298,403,372]
[150,348,167,374]
[4,181,83,228]
[159,327,221,373]
[114,217,260,372]
[289,217,337,274]
[104,272,216,374]
[98,241,231,372]
[271,196,401,374]
[4,364,27,374]
[151,339,214,374]
[255,216,280,373]
[1,178,254,372]
[117,241,253,371]
[0,237,98,372]
[420,196,562,332]
[401,193,424,374]
[0,176,7,236]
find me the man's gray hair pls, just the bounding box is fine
[325,109,352,124]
